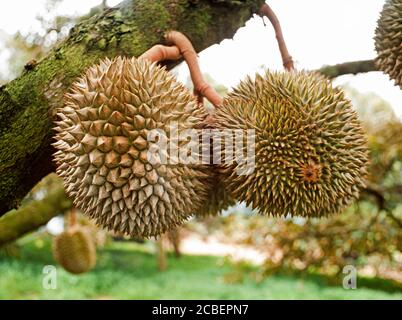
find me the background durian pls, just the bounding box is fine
[374,0,402,88]
[53,224,96,274]
[214,70,369,218]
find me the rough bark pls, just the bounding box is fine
[0,185,71,246]
[318,59,376,79]
[0,0,264,216]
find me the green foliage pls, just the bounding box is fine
[0,235,400,299]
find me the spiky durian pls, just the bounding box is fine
[53,226,96,274]
[214,71,369,217]
[193,119,236,217]
[195,168,236,217]
[374,0,402,88]
[53,56,211,238]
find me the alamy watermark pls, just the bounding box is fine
[342,265,357,289]
[147,122,256,175]
[42,265,57,290]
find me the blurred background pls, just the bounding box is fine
[0,0,401,299]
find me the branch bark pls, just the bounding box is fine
[0,185,71,246]
[0,0,265,216]
[317,59,377,79]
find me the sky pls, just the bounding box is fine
[0,0,400,117]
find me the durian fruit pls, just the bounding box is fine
[195,167,236,217]
[53,225,96,274]
[193,118,236,217]
[374,0,402,88]
[214,71,369,218]
[53,56,211,238]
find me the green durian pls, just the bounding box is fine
[374,0,402,88]
[53,225,96,274]
[214,70,369,218]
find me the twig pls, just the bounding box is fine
[164,31,223,107]
[363,185,386,211]
[139,44,181,63]
[318,60,376,79]
[259,3,294,71]
[69,207,77,227]
[138,33,223,108]
[362,185,402,228]
[155,235,167,271]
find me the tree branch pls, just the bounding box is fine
[0,185,71,246]
[317,59,377,79]
[165,31,223,107]
[362,184,402,229]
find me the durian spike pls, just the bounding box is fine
[164,31,223,108]
[259,3,294,71]
[139,44,181,63]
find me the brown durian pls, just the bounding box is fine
[374,0,402,88]
[53,225,96,274]
[53,57,211,238]
[214,70,369,218]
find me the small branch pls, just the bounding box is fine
[139,32,223,108]
[139,44,181,63]
[387,212,402,229]
[362,184,402,229]
[363,184,386,211]
[317,60,376,79]
[69,207,77,227]
[164,31,223,107]
[259,3,294,71]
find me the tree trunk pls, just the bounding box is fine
[0,185,71,246]
[168,228,182,258]
[0,0,264,216]
[156,236,167,271]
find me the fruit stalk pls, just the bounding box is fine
[259,3,294,71]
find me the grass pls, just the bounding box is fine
[0,235,401,300]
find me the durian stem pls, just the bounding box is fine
[139,44,181,63]
[69,208,77,227]
[259,3,294,71]
[164,31,223,108]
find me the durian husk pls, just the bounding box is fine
[195,167,236,217]
[374,0,402,88]
[193,113,236,217]
[53,57,212,238]
[53,225,96,274]
[214,70,369,218]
